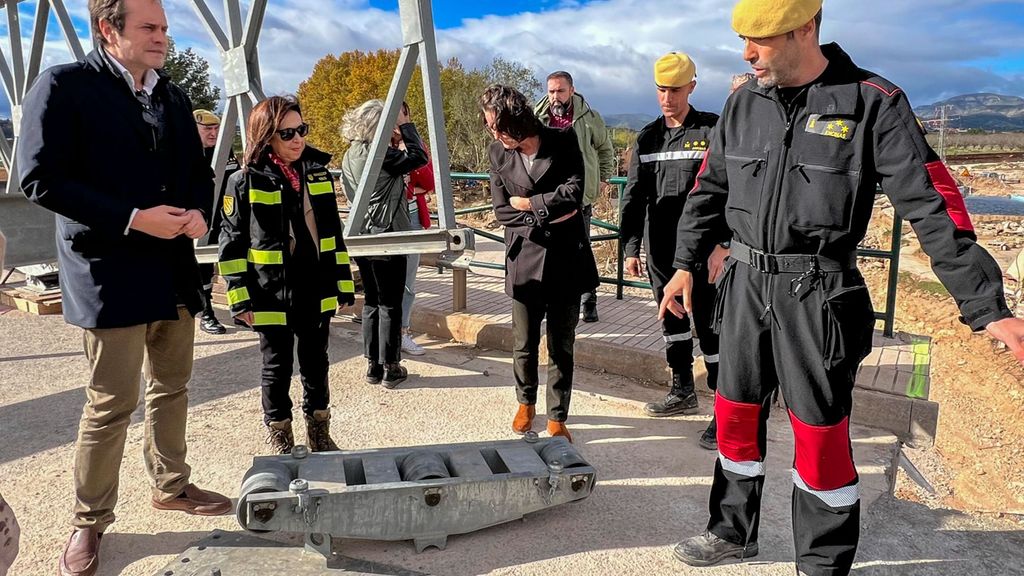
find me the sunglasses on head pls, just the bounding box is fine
[276,123,309,141]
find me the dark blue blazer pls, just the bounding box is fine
[18,49,213,329]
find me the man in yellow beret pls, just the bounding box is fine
[619,52,727,450]
[660,0,1024,573]
[193,108,240,335]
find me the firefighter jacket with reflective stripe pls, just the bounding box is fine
[619,109,719,267]
[218,146,355,328]
[674,43,1011,331]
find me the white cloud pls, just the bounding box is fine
[0,0,1021,116]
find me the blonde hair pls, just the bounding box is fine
[341,99,384,143]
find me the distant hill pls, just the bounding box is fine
[604,113,656,131]
[915,93,1024,131]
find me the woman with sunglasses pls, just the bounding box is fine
[218,95,356,454]
[340,99,428,389]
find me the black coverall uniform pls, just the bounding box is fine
[674,44,1011,576]
[620,110,720,389]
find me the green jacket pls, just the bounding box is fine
[535,92,616,206]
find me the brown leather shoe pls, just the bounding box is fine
[547,420,573,443]
[59,527,101,576]
[512,403,536,434]
[152,483,232,516]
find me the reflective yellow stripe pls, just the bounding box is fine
[308,181,334,196]
[336,251,350,265]
[319,236,336,252]
[218,259,247,275]
[226,287,250,305]
[252,311,287,326]
[249,189,282,205]
[338,280,355,293]
[321,296,338,313]
[248,248,283,265]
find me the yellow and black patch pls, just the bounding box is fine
[223,194,235,217]
[805,115,855,141]
[308,169,331,183]
[683,140,708,151]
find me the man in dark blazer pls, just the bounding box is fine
[18,1,231,574]
[480,84,599,443]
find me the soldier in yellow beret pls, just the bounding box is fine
[660,0,1024,573]
[193,108,240,335]
[619,52,726,449]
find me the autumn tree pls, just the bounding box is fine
[163,37,221,111]
[297,50,537,172]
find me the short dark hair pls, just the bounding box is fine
[479,84,543,142]
[814,9,823,38]
[546,71,573,86]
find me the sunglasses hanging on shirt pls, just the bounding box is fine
[276,123,309,141]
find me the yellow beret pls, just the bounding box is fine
[732,0,822,38]
[193,109,220,125]
[654,52,696,88]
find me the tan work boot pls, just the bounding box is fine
[305,409,339,452]
[547,420,573,443]
[512,403,536,434]
[265,419,294,454]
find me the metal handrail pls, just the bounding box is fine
[444,172,903,337]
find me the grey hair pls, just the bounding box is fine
[341,99,384,143]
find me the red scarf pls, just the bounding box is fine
[269,153,300,192]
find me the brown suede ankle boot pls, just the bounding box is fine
[547,420,573,443]
[305,409,339,452]
[512,403,536,434]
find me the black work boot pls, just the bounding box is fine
[304,409,339,452]
[264,419,295,455]
[382,362,408,389]
[582,298,599,323]
[198,301,226,335]
[673,531,758,567]
[644,372,699,417]
[365,359,384,384]
[699,416,718,450]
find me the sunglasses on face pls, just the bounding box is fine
[276,123,309,141]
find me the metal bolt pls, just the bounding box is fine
[289,478,309,493]
[291,445,309,459]
[548,459,563,472]
[523,431,539,444]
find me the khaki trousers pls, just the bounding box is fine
[72,306,194,530]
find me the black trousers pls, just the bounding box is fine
[258,317,331,424]
[199,263,215,312]
[648,255,719,387]
[511,296,580,422]
[708,260,874,576]
[355,256,407,364]
[580,204,597,307]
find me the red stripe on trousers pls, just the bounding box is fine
[925,161,974,232]
[715,392,763,463]
[789,411,857,491]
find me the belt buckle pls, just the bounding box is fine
[752,250,777,274]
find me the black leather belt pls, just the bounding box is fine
[731,241,856,274]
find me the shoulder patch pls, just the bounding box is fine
[861,80,902,98]
[308,169,331,183]
[223,194,235,217]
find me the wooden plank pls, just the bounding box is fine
[0,288,62,315]
[361,455,402,485]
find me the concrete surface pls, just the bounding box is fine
[0,306,1021,575]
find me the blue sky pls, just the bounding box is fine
[1,0,1022,118]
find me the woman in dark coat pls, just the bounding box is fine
[480,84,600,442]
